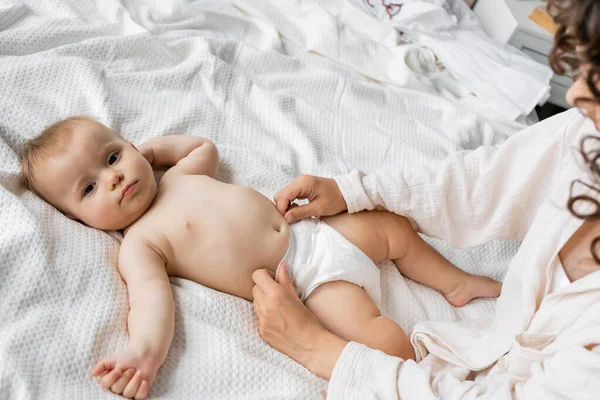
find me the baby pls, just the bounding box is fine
[20,116,501,399]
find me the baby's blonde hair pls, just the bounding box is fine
[20,115,101,195]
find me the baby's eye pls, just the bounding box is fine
[108,152,120,165]
[83,183,96,197]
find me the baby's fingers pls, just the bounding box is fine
[110,368,136,395]
[99,368,122,389]
[115,359,138,374]
[91,351,124,376]
[91,358,115,377]
[123,370,143,399]
[90,363,105,377]
[134,380,149,400]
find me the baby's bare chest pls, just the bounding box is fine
[134,176,289,275]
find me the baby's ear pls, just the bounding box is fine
[128,141,140,152]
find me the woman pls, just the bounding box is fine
[251,0,600,398]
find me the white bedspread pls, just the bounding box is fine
[0,0,524,398]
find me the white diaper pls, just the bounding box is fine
[276,218,382,306]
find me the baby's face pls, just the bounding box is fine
[35,121,157,230]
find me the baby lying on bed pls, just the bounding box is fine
[20,116,501,399]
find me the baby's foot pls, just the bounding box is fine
[443,275,502,307]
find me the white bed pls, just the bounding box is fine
[0,0,547,398]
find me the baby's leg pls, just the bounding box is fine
[305,280,415,360]
[322,211,501,307]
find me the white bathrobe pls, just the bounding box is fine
[328,108,600,399]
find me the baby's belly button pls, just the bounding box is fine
[274,218,289,233]
[265,227,290,268]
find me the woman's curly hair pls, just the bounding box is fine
[547,0,600,262]
[548,0,600,100]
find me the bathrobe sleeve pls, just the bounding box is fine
[327,342,600,400]
[333,110,581,248]
[520,345,600,399]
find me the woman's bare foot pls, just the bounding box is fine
[443,275,502,307]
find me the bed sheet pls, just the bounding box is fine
[0,0,522,398]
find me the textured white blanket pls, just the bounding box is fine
[0,0,522,398]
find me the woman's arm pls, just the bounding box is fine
[333,111,582,248]
[327,343,600,400]
[277,110,581,248]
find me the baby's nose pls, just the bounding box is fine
[107,170,124,190]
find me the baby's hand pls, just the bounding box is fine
[90,347,160,399]
[134,142,154,164]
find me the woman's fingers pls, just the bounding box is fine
[252,265,298,302]
[276,263,298,296]
[275,175,347,223]
[252,282,265,304]
[251,264,332,371]
[284,202,320,224]
[265,268,276,279]
[274,175,312,215]
[252,286,265,315]
[251,268,278,294]
[276,263,290,285]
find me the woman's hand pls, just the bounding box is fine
[252,264,347,379]
[274,175,348,223]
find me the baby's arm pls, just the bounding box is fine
[91,236,174,399]
[137,135,219,178]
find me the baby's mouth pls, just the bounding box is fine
[120,180,138,203]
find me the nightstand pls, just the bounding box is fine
[473,0,571,109]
